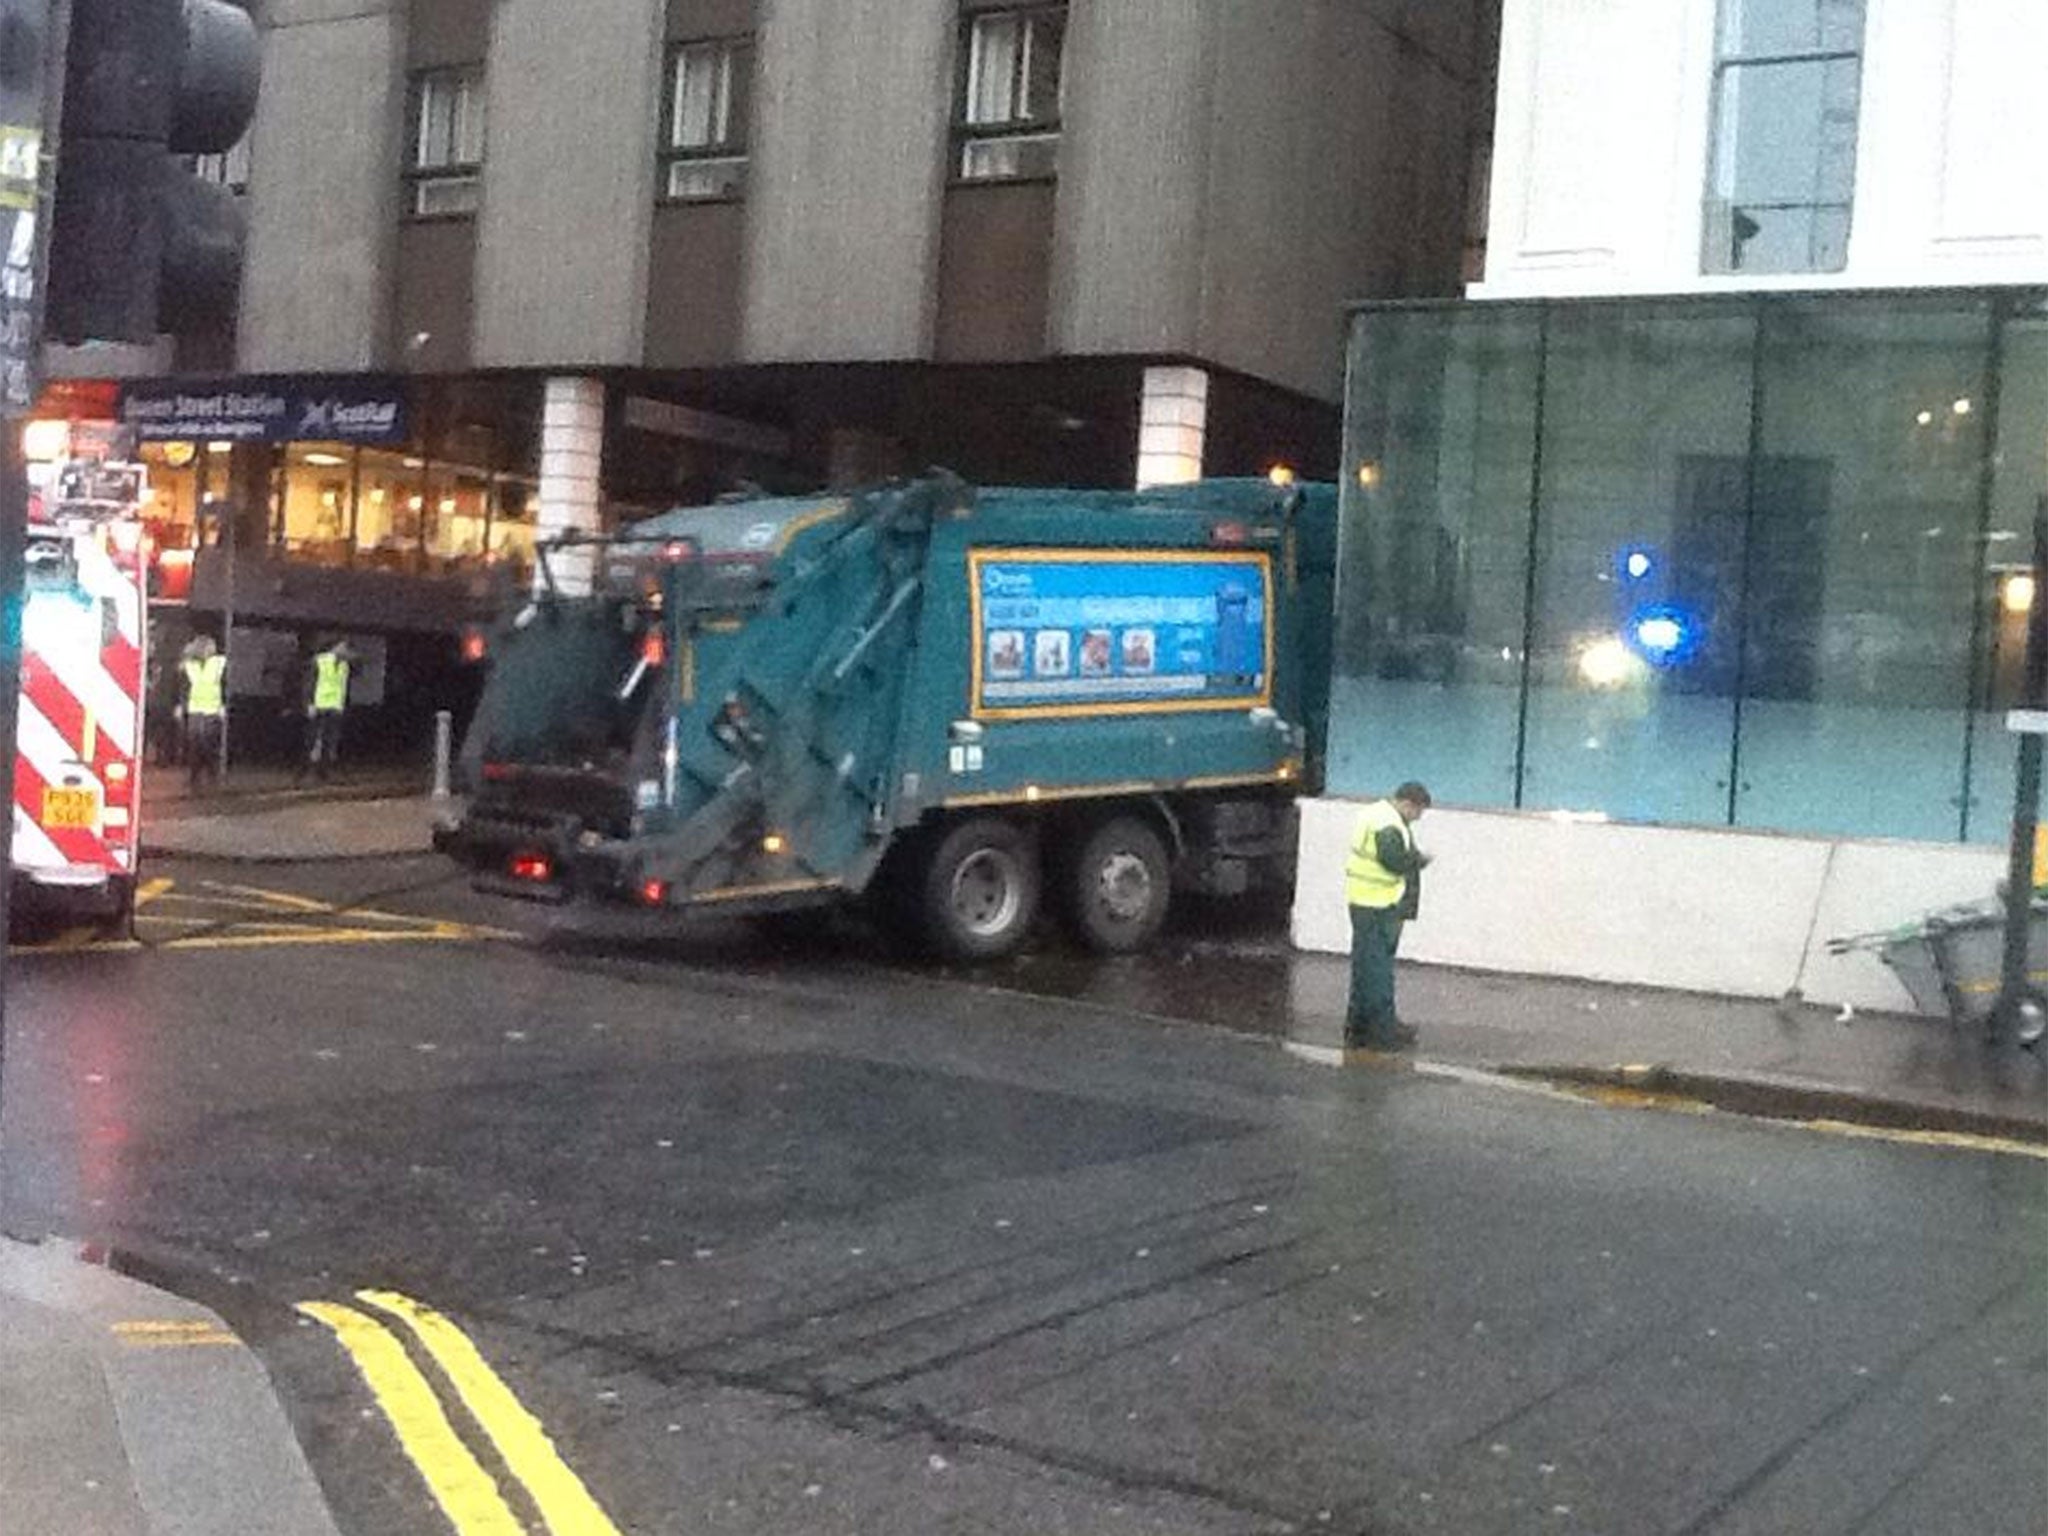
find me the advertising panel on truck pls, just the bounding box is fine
[968,549,1273,720]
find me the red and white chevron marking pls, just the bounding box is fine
[11,524,147,880]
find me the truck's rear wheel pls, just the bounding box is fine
[1067,815,1172,954]
[922,817,1039,962]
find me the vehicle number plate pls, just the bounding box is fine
[42,786,98,829]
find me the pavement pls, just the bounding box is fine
[142,765,453,862]
[0,1235,342,1536]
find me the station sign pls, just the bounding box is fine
[119,375,408,444]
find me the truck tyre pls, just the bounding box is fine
[922,817,1040,962]
[1067,815,1172,955]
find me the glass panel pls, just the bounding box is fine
[431,470,492,571]
[725,43,753,150]
[959,133,1058,181]
[1715,58,1861,204]
[1968,307,2048,843]
[452,77,484,163]
[1327,306,1540,806]
[414,175,481,217]
[1705,202,1851,277]
[415,77,454,168]
[492,479,537,587]
[966,14,1021,125]
[356,449,425,574]
[1718,0,1866,58]
[1520,305,1755,825]
[1732,301,1989,841]
[279,445,354,566]
[665,156,747,201]
[1023,11,1064,120]
[1705,55,1861,275]
[671,44,721,149]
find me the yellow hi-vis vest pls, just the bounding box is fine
[1345,799,1411,909]
[182,655,226,717]
[312,651,349,712]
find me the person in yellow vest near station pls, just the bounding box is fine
[1344,781,1433,1051]
[300,637,354,784]
[178,635,227,793]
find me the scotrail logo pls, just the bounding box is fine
[296,397,400,438]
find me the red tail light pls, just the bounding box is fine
[461,628,488,663]
[640,628,666,667]
[509,851,553,883]
[638,878,667,906]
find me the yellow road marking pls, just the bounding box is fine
[357,1289,624,1536]
[11,924,507,957]
[1543,1078,2047,1160]
[1793,1117,2048,1161]
[153,926,504,952]
[201,881,335,913]
[296,1301,527,1536]
[112,1318,238,1348]
[19,876,515,955]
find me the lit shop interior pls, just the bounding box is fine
[134,435,539,588]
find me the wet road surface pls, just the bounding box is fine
[2,855,2044,1535]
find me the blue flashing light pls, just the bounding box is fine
[1629,605,1698,666]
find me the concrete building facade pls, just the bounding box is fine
[227,0,1489,504]
[41,0,1492,762]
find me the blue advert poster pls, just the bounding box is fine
[970,550,1272,717]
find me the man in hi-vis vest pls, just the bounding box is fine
[1344,781,1432,1050]
[178,635,227,792]
[300,637,354,783]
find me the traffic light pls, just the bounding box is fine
[45,0,259,344]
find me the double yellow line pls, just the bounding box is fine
[298,1290,621,1536]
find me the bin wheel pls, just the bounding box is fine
[1066,815,1172,955]
[2015,989,2047,1050]
[920,817,1040,962]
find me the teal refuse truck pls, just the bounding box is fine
[437,473,1335,960]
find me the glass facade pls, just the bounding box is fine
[1334,289,2048,845]
[136,440,538,587]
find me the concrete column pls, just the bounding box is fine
[537,376,604,594]
[1135,365,1208,488]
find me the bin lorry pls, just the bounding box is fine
[437,473,1335,960]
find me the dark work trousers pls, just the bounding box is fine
[1346,903,1406,1047]
[304,710,344,777]
[185,714,222,790]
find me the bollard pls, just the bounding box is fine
[432,710,453,800]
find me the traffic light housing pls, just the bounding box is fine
[45,0,259,344]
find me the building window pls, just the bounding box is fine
[406,67,486,218]
[661,38,753,202]
[192,137,252,196]
[956,5,1065,182]
[1703,0,1867,275]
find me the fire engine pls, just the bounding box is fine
[12,457,150,933]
